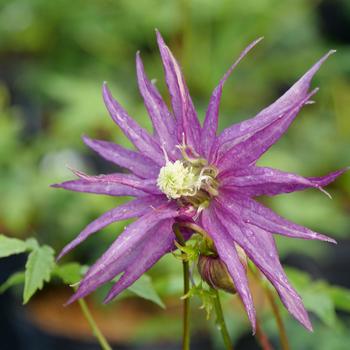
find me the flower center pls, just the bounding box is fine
[157,160,199,199]
[157,142,219,211]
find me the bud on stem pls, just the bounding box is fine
[197,254,236,294]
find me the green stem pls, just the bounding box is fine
[77,297,112,350]
[173,224,191,350]
[212,289,233,350]
[265,286,290,350]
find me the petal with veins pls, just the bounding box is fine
[104,218,175,303]
[57,195,168,260]
[103,83,164,166]
[136,53,178,159]
[69,169,161,195]
[201,207,256,332]
[67,204,178,303]
[219,191,335,243]
[220,166,346,197]
[156,30,201,152]
[215,201,313,331]
[215,50,335,159]
[82,135,159,179]
[51,179,145,197]
[217,89,318,171]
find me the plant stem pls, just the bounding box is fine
[265,286,290,350]
[77,297,112,350]
[173,224,191,350]
[255,318,273,350]
[212,289,233,350]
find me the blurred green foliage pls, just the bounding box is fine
[0,0,350,347]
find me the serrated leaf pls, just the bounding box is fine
[127,274,165,308]
[53,263,84,285]
[23,245,55,304]
[0,234,29,258]
[0,271,25,294]
[25,238,39,251]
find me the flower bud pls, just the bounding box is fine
[197,254,236,294]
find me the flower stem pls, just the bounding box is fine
[77,297,112,350]
[212,289,233,350]
[256,318,273,350]
[265,286,290,350]
[173,224,191,350]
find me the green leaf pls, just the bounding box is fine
[285,267,344,327]
[53,263,84,285]
[25,238,39,251]
[0,271,25,294]
[23,245,55,304]
[127,275,165,309]
[302,287,337,327]
[0,234,29,258]
[329,286,350,313]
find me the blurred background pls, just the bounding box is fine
[0,0,350,349]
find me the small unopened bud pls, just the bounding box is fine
[197,255,236,294]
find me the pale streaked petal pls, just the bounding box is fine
[217,89,318,171]
[104,218,175,303]
[70,169,161,195]
[82,135,160,179]
[219,191,335,243]
[67,204,178,303]
[103,83,164,166]
[201,207,256,332]
[57,195,168,260]
[215,50,335,160]
[220,166,346,197]
[156,30,201,152]
[215,201,313,331]
[51,179,144,197]
[136,52,178,159]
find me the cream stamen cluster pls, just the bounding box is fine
[157,145,218,203]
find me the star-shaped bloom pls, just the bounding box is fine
[53,31,346,332]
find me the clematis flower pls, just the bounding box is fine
[53,30,346,332]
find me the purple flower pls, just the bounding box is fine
[53,31,346,332]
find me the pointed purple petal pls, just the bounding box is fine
[67,203,178,303]
[51,179,144,197]
[104,218,174,302]
[82,135,159,179]
[102,83,164,166]
[66,243,144,305]
[285,168,349,193]
[201,37,263,159]
[215,50,335,160]
[156,30,201,151]
[215,200,313,331]
[217,89,318,171]
[220,192,335,243]
[136,52,178,159]
[201,207,256,332]
[220,166,347,197]
[70,169,161,195]
[57,195,167,260]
